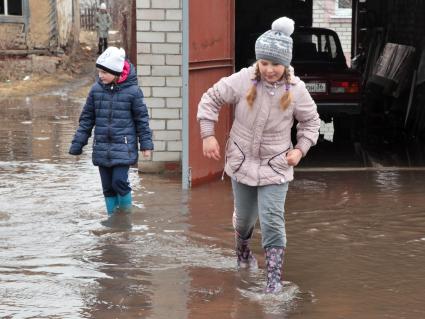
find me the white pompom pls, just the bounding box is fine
[271,17,295,36]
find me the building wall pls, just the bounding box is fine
[27,0,51,49]
[313,0,352,64]
[56,0,73,48]
[0,0,74,51]
[136,0,183,172]
[0,0,28,50]
[0,24,26,49]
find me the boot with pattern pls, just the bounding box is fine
[264,247,285,293]
[235,233,258,269]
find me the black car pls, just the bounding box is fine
[244,27,362,140]
[291,27,362,126]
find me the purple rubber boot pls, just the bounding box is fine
[264,247,285,293]
[235,232,258,269]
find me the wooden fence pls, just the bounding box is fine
[80,7,96,31]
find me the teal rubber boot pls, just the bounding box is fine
[118,192,132,213]
[104,196,118,215]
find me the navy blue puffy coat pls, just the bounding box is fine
[69,62,153,167]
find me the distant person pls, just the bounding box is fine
[197,17,320,293]
[69,47,153,217]
[96,2,112,54]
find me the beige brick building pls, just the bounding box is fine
[136,0,183,173]
[313,0,353,64]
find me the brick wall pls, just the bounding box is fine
[312,0,352,64]
[136,0,183,172]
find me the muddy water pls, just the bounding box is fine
[1,96,425,318]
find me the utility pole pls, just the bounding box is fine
[71,0,81,55]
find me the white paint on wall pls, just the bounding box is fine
[56,0,73,47]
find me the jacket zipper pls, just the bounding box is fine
[257,147,261,186]
[107,87,114,160]
[221,136,230,180]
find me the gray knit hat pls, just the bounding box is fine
[255,17,295,66]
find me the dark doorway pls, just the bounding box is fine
[235,0,313,71]
[234,0,425,168]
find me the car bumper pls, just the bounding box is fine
[316,102,361,115]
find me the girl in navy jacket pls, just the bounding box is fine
[69,47,153,215]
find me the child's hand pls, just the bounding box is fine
[141,150,151,158]
[203,136,221,161]
[286,148,303,166]
[69,145,82,155]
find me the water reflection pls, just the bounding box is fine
[286,171,425,319]
[1,95,425,318]
[302,138,425,168]
[81,234,154,317]
[0,96,81,163]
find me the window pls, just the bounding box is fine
[293,32,341,62]
[335,0,352,17]
[0,0,23,16]
[315,34,338,59]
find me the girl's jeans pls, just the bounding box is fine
[99,165,131,197]
[231,179,289,248]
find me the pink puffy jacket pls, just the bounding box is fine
[197,66,321,186]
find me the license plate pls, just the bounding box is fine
[305,82,326,93]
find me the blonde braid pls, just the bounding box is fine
[246,62,261,107]
[280,68,292,110]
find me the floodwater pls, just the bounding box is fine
[1,95,425,319]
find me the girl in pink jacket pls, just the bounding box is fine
[197,17,321,293]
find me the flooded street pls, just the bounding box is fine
[1,95,425,318]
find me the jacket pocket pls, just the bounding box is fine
[226,140,246,174]
[268,148,290,176]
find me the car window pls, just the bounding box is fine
[293,31,342,63]
[317,34,338,59]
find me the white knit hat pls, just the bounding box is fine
[100,3,107,10]
[255,17,295,66]
[96,47,126,76]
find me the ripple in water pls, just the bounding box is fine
[238,281,300,314]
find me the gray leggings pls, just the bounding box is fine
[231,179,289,248]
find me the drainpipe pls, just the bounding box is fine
[71,0,80,55]
[182,0,190,189]
[23,0,29,33]
[49,0,59,50]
